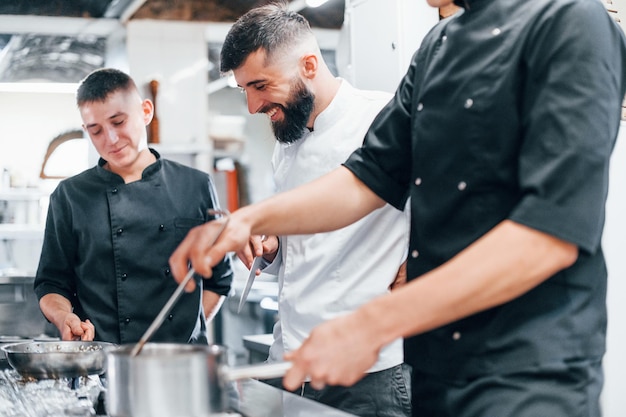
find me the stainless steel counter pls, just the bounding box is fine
[231,378,356,417]
[0,367,356,417]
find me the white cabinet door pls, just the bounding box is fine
[342,0,438,93]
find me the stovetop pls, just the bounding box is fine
[0,367,356,417]
[0,369,104,416]
[0,369,243,417]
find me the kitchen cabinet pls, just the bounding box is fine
[343,0,438,93]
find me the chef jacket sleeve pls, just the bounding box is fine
[34,186,78,302]
[508,4,626,254]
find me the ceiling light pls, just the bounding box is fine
[305,0,330,8]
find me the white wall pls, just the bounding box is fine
[602,122,626,417]
[126,20,211,157]
[0,91,82,188]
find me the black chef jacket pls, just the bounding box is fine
[35,149,233,344]
[344,0,626,379]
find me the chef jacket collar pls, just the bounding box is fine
[97,147,162,180]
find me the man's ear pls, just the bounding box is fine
[302,53,318,79]
[142,99,154,125]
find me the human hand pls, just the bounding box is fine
[259,235,279,264]
[236,235,280,275]
[236,235,265,269]
[60,314,95,341]
[282,310,381,391]
[169,212,250,292]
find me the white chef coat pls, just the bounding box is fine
[264,79,410,373]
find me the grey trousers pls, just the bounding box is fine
[263,363,412,417]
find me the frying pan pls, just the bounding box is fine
[1,340,117,379]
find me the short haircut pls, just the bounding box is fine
[220,2,313,73]
[76,68,138,107]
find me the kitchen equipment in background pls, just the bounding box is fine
[242,334,273,364]
[39,129,88,180]
[147,79,160,144]
[0,275,56,339]
[209,115,246,154]
[214,158,241,213]
[2,340,116,379]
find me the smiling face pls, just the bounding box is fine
[233,49,315,144]
[79,89,153,173]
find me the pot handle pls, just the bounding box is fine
[221,361,292,382]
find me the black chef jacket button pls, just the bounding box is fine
[164,268,170,276]
[159,224,165,231]
[117,228,123,235]
[125,318,131,324]
[111,188,118,193]
[121,273,128,281]
[168,314,173,321]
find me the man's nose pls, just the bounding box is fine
[105,128,119,144]
[246,92,262,115]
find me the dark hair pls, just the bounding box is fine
[220,2,313,73]
[76,68,138,107]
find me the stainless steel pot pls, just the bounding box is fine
[106,343,291,417]
[1,340,116,379]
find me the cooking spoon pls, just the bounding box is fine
[130,209,230,356]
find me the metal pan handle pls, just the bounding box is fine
[221,361,292,381]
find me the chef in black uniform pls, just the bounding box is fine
[170,0,626,415]
[35,68,233,344]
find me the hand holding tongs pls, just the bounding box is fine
[130,209,230,356]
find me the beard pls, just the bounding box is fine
[268,78,315,144]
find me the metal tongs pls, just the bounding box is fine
[130,209,230,356]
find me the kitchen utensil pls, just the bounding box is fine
[237,256,263,313]
[106,343,292,417]
[1,340,116,379]
[130,209,230,357]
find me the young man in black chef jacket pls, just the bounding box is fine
[35,68,233,345]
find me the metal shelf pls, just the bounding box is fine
[0,224,44,240]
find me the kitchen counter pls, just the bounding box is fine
[231,378,357,417]
[0,368,356,417]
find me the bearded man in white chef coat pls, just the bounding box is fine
[217,4,412,417]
